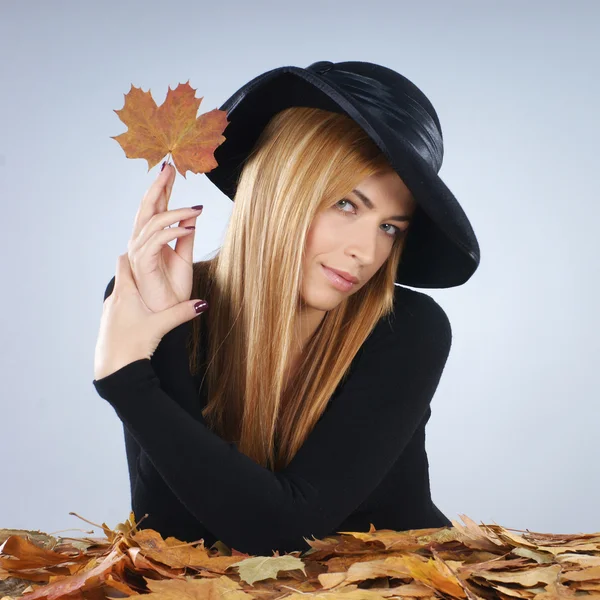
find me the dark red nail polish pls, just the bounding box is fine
[160,160,166,171]
[194,300,208,314]
[184,226,195,230]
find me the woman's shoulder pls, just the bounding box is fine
[392,284,450,320]
[367,285,452,351]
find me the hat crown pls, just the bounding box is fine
[306,60,444,173]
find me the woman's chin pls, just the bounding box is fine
[301,287,345,311]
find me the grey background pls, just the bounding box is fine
[1,0,598,540]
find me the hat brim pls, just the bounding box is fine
[205,66,480,289]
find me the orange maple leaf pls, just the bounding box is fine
[111,80,229,178]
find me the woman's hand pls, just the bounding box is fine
[127,161,204,313]
[94,253,208,381]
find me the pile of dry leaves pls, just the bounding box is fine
[1,513,599,600]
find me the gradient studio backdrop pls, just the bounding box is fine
[1,0,598,538]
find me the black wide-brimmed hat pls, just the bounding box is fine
[204,60,480,289]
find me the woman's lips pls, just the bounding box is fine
[321,264,355,291]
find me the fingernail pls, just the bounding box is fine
[160,161,166,171]
[194,300,208,314]
[190,204,203,211]
[184,226,195,230]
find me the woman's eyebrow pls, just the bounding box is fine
[351,189,412,223]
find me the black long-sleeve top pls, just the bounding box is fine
[93,276,453,556]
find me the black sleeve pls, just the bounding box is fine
[102,276,142,502]
[102,275,200,514]
[93,286,451,556]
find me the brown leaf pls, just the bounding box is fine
[19,547,126,600]
[111,81,229,178]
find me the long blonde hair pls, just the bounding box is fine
[187,107,411,472]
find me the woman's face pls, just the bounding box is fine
[301,170,417,312]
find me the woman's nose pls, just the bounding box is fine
[344,226,378,264]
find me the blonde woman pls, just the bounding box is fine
[93,60,480,556]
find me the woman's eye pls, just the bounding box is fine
[335,198,403,239]
[336,199,354,212]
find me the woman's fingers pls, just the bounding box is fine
[129,206,203,255]
[172,214,197,263]
[161,165,176,212]
[130,225,197,272]
[131,162,174,241]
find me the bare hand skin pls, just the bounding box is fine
[93,161,210,381]
[94,254,208,381]
[127,161,203,313]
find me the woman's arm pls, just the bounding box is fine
[93,285,452,556]
[103,275,203,525]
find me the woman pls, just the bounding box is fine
[93,60,480,556]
